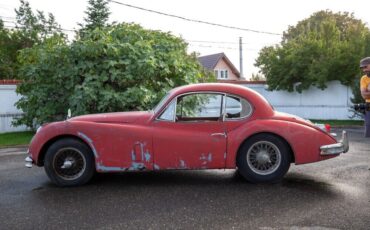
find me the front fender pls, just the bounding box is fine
[28,120,112,166]
[28,121,72,166]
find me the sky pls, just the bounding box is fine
[1,0,369,79]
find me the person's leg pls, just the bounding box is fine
[365,110,370,137]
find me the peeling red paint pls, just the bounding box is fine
[28,83,343,174]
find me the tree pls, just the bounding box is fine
[0,0,65,79]
[0,20,15,79]
[79,0,110,36]
[250,73,266,81]
[15,0,64,46]
[15,23,214,128]
[255,11,370,93]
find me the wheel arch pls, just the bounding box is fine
[37,135,92,166]
[236,132,295,163]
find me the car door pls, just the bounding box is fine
[151,92,227,170]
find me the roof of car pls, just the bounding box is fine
[161,83,274,118]
[171,83,254,95]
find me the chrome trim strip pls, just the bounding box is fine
[211,132,227,138]
[155,91,254,122]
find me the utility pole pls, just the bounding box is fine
[239,37,244,79]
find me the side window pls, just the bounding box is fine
[225,95,252,119]
[176,93,222,122]
[158,100,176,121]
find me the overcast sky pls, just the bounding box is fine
[1,0,369,79]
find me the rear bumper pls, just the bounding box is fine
[320,131,349,155]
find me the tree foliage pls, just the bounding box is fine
[255,11,370,93]
[250,73,265,81]
[15,0,64,46]
[0,0,65,79]
[0,20,18,79]
[15,23,213,128]
[79,0,110,37]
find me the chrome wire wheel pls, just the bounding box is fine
[246,141,281,175]
[53,147,87,181]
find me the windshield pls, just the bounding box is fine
[153,92,172,114]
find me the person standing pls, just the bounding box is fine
[360,57,370,137]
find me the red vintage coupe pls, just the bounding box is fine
[25,83,349,186]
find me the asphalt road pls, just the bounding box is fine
[0,128,369,230]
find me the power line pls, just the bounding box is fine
[187,40,239,45]
[189,44,237,50]
[1,20,16,24]
[1,19,76,33]
[0,15,16,20]
[186,39,278,47]
[188,43,259,51]
[0,4,14,8]
[108,0,282,36]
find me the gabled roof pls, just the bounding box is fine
[198,53,240,78]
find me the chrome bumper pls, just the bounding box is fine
[25,156,33,168]
[320,131,349,155]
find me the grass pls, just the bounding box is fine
[0,131,35,147]
[310,119,364,126]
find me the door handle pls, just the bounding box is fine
[211,132,227,138]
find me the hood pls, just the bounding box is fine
[69,111,153,124]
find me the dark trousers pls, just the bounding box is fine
[366,110,370,137]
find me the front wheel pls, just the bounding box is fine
[44,138,95,187]
[237,134,291,183]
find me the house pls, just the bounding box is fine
[198,53,241,81]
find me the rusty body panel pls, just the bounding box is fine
[28,83,342,175]
[151,120,226,170]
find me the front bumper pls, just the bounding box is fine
[320,131,349,155]
[25,150,33,168]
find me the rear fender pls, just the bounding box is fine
[226,119,337,167]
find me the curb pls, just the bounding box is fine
[0,146,28,157]
[0,144,29,150]
[331,125,363,129]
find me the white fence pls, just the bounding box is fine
[243,81,355,120]
[0,84,28,133]
[0,80,357,133]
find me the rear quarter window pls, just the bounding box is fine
[225,95,253,120]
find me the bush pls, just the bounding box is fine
[15,23,213,128]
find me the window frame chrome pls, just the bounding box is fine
[223,94,254,121]
[155,91,253,123]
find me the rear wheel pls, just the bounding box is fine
[237,134,291,183]
[44,138,95,187]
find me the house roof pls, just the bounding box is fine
[198,53,241,78]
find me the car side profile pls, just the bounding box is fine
[25,83,349,186]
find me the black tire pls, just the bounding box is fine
[44,138,95,187]
[236,134,291,183]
